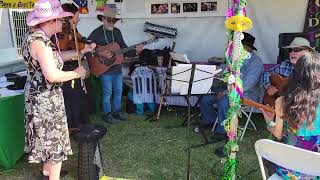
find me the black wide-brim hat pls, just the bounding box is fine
[242,32,257,51]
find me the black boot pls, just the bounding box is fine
[102,113,120,124]
[214,147,226,158]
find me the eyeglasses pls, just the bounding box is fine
[56,18,66,24]
[289,48,307,52]
[105,18,118,24]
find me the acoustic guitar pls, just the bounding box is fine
[263,73,288,107]
[88,37,159,76]
[242,98,275,114]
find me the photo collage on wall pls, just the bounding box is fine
[150,1,218,15]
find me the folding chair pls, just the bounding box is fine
[255,139,320,180]
[238,106,258,141]
[238,86,265,141]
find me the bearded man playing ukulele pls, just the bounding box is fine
[88,8,143,123]
[262,37,315,107]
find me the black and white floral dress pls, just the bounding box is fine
[22,30,73,164]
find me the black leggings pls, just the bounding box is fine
[62,78,91,128]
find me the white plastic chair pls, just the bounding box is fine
[255,139,320,180]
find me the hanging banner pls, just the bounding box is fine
[304,0,320,52]
[73,0,89,14]
[0,0,36,9]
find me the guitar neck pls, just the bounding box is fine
[116,38,156,55]
[242,98,275,114]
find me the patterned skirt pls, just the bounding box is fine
[24,87,73,164]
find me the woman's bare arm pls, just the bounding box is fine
[269,97,284,139]
[30,40,81,83]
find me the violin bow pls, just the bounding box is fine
[72,23,87,93]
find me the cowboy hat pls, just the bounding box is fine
[27,0,74,27]
[282,37,315,52]
[242,32,257,51]
[97,8,120,22]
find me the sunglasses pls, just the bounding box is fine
[105,18,118,24]
[289,48,307,52]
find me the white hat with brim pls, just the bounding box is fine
[27,0,74,27]
[282,37,315,52]
[97,8,120,22]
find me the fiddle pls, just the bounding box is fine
[58,29,92,51]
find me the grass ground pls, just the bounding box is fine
[0,108,269,180]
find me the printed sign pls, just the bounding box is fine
[304,0,320,52]
[0,0,36,9]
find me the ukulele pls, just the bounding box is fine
[88,37,159,76]
[263,73,288,107]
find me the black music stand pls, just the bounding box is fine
[167,64,220,179]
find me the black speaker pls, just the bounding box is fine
[72,124,107,180]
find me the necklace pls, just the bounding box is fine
[103,26,114,44]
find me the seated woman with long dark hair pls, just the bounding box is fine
[261,51,320,179]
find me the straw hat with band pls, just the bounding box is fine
[97,8,120,22]
[282,37,315,52]
[27,0,74,27]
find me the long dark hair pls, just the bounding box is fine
[282,52,320,128]
[61,3,79,33]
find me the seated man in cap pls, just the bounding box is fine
[199,32,264,140]
[262,37,315,106]
[88,7,143,124]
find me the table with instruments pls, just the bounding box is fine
[0,94,25,169]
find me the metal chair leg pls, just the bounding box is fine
[239,107,256,141]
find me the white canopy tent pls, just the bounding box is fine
[0,0,309,74]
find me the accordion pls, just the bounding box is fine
[144,21,178,39]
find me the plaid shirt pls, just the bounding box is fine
[262,59,294,88]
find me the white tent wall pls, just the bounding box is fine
[77,16,227,62]
[0,9,13,48]
[246,0,308,63]
[0,0,310,73]
[75,0,309,64]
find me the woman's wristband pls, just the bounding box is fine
[266,121,275,129]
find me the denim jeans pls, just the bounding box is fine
[100,73,123,113]
[199,94,228,134]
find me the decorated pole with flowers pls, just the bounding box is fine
[222,0,252,179]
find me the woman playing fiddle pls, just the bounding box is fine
[22,0,94,179]
[57,3,96,130]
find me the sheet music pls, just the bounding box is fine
[171,65,219,95]
[190,65,218,95]
[170,64,192,94]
